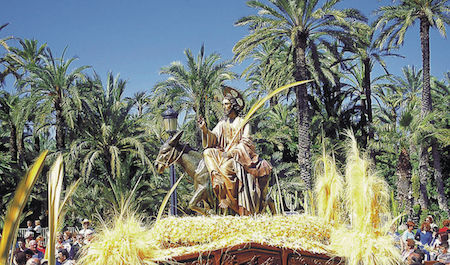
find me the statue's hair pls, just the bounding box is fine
[223,94,242,118]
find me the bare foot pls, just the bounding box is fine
[218,198,231,209]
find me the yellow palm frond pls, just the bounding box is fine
[156,174,185,222]
[0,151,48,264]
[45,154,64,265]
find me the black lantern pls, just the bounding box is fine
[162,106,178,135]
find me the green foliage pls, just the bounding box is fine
[411,173,420,200]
[0,0,449,232]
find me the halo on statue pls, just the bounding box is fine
[222,85,245,112]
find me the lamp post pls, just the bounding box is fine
[162,106,178,216]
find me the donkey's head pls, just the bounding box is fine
[155,131,184,174]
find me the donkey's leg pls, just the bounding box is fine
[188,185,209,215]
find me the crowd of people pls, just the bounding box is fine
[398,216,450,265]
[11,219,94,265]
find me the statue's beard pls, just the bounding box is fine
[225,109,235,117]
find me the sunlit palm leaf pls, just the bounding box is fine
[45,154,64,265]
[0,150,48,264]
[156,174,185,222]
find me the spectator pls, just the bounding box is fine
[15,237,27,254]
[388,225,401,249]
[24,231,34,248]
[70,234,84,260]
[402,239,416,262]
[23,249,34,260]
[426,215,438,230]
[436,242,450,264]
[402,221,416,251]
[55,232,68,253]
[27,240,44,260]
[411,248,425,263]
[440,219,450,236]
[416,222,433,246]
[14,252,28,265]
[79,219,93,237]
[35,236,46,255]
[56,249,75,265]
[26,220,34,231]
[33,220,42,236]
[26,258,41,265]
[432,227,442,247]
[63,231,72,244]
[84,229,94,245]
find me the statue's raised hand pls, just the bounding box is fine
[197,115,207,133]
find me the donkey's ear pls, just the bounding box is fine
[168,130,184,146]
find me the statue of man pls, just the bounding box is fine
[197,86,272,215]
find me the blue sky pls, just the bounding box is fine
[1,0,449,97]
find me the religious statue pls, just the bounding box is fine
[197,86,272,215]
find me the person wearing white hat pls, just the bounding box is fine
[24,230,34,248]
[78,219,93,238]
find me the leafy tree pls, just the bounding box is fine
[234,0,365,189]
[69,72,151,180]
[154,44,236,132]
[128,91,150,117]
[243,40,294,106]
[21,47,89,151]
[0,23,13,85]
[340,23,400,149]
[375,0,449,210]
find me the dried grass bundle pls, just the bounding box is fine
[77,214,157,265]
[344,132,390,234]
[325,132,400,265]
[330,228,401,265]
[314,146,344,224]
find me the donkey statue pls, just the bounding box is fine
[155,130,275,215]
[155,131,214,215]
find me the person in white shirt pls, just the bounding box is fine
[78,219,93,237]
[33,220,42,235]
[401,221,416,251]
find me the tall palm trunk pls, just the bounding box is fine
[362,58,374,147]
[293,33,312,190]
[419,17,448,215]
[8,120,18,164]
[17,132,24,166]
[397,148,413,219]
[432,142,449,214]
[417,17,432,210]
[55,96,65,151]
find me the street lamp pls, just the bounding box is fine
[162,106,178,216]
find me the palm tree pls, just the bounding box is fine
[0,23,13,85]
[22,47,89,151]
[375,0,449,210]
[429,73,450,214]
[128,91,149,117]
[234,0,364,189]
[0,91,20,165]
[69,73,151,180]
[154,44,236,130]
[372,68,420,219]
[340,23,401,149]
[243,40,294,106]
[5,39,47,83]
